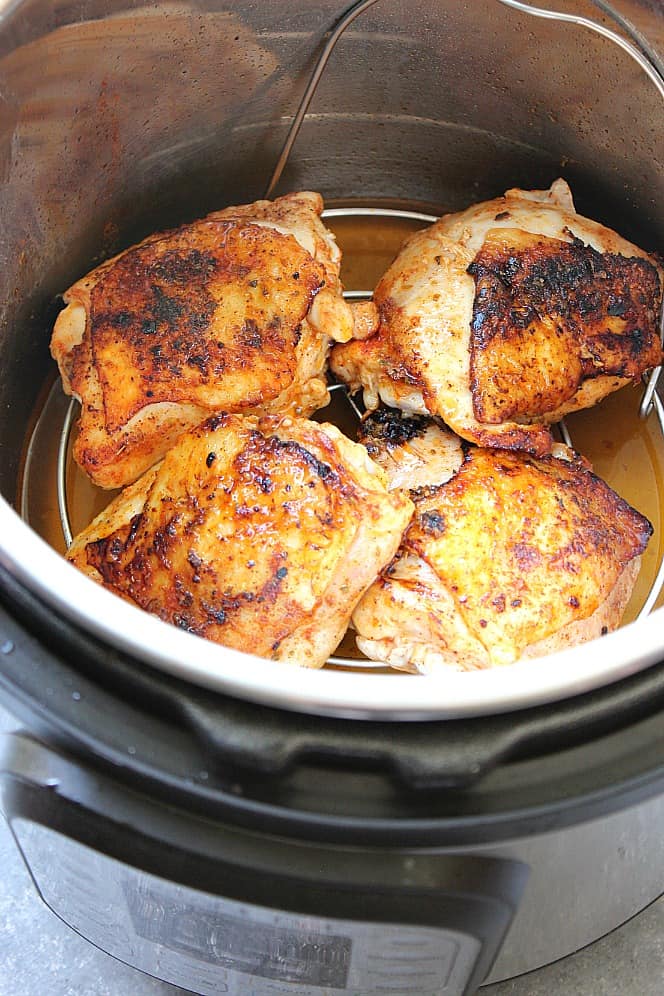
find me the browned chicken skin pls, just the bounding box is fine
[56,181,659,674]
[67,413,413,668]
[469,228,662,424]
[51,191,355,489]
[352,409,652,671]
[331,180,663,454]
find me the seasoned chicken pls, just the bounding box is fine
[331,180,663,455]
[51,191,356,489]
[352,409,652,672]
[67,413,413,668]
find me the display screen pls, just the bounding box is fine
[124,880,352,988]
[13,819,482,996]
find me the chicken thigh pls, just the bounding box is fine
[51,191,355,488]
[331,180,663,455]
[67,412,413,669]
[352,408,652,672]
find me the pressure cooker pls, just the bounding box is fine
[0,1,663,993]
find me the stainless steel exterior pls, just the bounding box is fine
[12,798,664,987]
[486,793,664,981]
[3,724,663,984]
[0,0,662,718]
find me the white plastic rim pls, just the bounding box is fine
[1,483,663,720]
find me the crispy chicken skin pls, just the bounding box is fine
[331,180,663,454]
[352,409,652,672]
[51,191,356,489]
[67,413,413,668]
[358,406,464,492]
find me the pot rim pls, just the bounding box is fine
[1,482,663,721]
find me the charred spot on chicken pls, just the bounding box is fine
[467,229,662,423]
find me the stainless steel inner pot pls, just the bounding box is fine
[0,0,662,719]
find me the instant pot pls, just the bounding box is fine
[0,1,663,993]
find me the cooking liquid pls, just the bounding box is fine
[19,211,664,646]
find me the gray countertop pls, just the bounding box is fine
[1,702,662,996]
